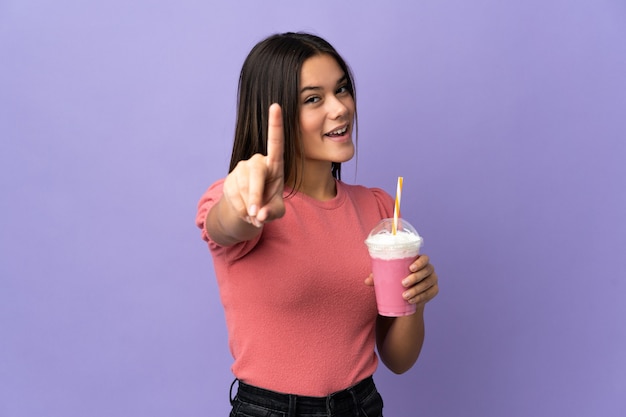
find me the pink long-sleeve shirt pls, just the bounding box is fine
[196,179,393,396]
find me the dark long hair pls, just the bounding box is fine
[229,32,357,184]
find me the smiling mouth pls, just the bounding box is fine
[325,125,348,137]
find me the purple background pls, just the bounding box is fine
[2,1,625,416]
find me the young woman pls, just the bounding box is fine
[196,32,439,417]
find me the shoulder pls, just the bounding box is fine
[339,181,393,202]
[338,181,394,217]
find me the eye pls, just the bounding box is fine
[304,96,321,104]
[336,85,350,95]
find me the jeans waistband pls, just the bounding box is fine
[232,376,376,413]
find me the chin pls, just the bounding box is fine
[334,149,355,163]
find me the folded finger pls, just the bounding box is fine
[245,159,267,219]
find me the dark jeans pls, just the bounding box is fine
[229,376,384,417]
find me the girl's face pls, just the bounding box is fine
[298,54,355,168]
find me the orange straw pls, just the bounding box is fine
[392,176,403,235]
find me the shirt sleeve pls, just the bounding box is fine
[195,179,225,243]
[195,178,262,261]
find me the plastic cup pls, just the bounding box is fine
[365,218,423,317]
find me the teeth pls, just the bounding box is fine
[329,126,347,135]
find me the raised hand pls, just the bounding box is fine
[222,103,286,230]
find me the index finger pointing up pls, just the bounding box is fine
[266,103,285,168]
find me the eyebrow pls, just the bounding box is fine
[300,75,347,94]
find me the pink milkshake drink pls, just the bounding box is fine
[365,218,423,317]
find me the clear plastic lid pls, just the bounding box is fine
[365,218,423,255]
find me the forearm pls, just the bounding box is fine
[205,196,262,247]
[376,305,426,374]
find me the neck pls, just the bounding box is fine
[288,161,337,201]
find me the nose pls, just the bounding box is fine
[327,95,349,120]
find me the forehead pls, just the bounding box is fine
[300,54,345,87]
